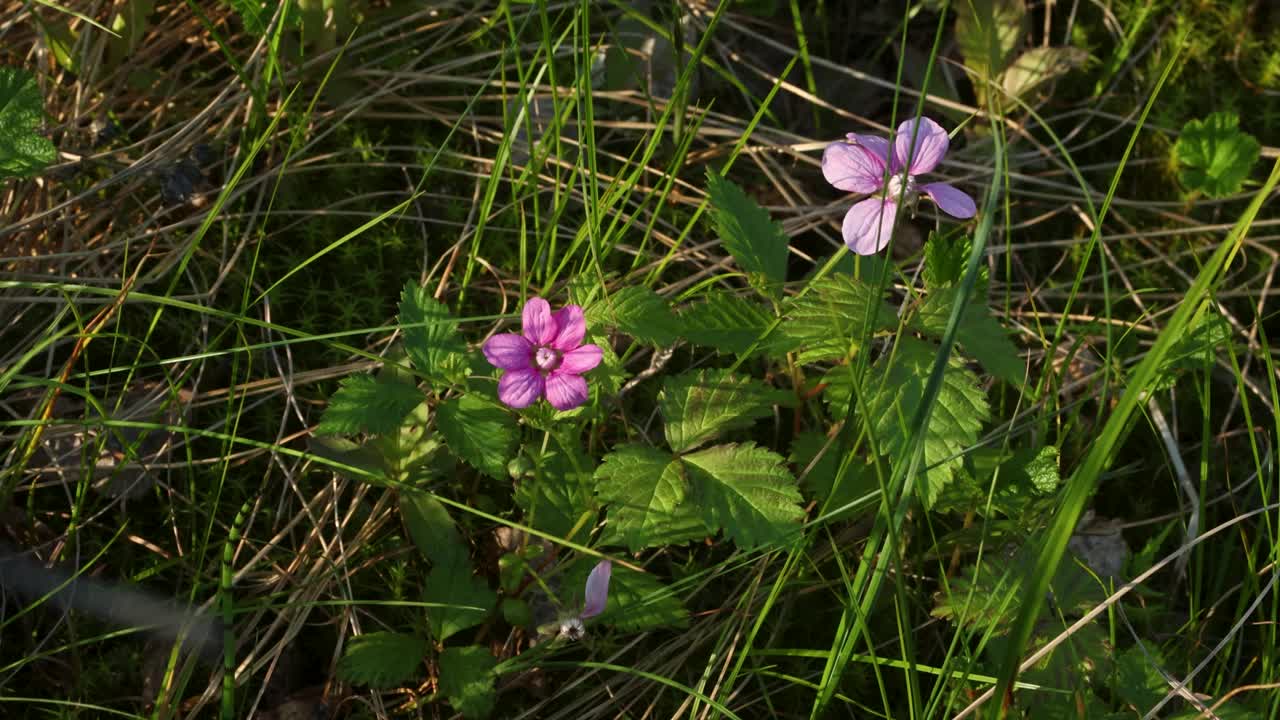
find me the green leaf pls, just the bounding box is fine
[438,646,498,719]
[771,275,896,363]
[1176,112,1260,197]
[594,444,706,552]
[683,442,805,550]
[372,401,442,481]
[398,281,468,384]
[1001,46,1088,101]
[317,374,423,436]
[1114,645,1168,712]
[660,370,790,453]
[43,20,79,73]
[228,0,269,34]
[424,554,495,642]
[934,445,1060,517]
[108,0,155,62]
[704,170,789,290]
[436,394,517,480]
[0,67,57,179]
[955,0,1028,88]
[399,491,468,570]
[1154,305,1231,390]
[584,285,679,346]
[677,292,774,355]
[512,444,597,540]
[789,432,877,521]
[912,286,1024,385]
[923,233,986,290]
[306,435,389,482]
[336,631,426,688]
[861,337,990,506]
[564,560,689,632]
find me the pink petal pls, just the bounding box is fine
[544,372,589,411]
[522,297,556,345]
[892,117,949,175]
[549,305,587,351]
[559,344,603,374]
[841,197,899,255]
[920,182,977,219]
[822,141,886,194]
[580,559,611,619]
[498,368,544,408]
[846,133,891,165]
[482,333,533,370]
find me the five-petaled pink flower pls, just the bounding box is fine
[822,116,977,255]
[483,297,603,411]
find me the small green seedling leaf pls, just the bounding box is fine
[436,394,517,480]
[317,374,423,436]
[1176,112,1260,197]
[584,285,680,346]
[438,646,498,719]
[683,442,805,549]
[705,170,789,292]
[0,67,57,179]
[399,281,468,384]
[660,370,790,453]
[595,444,706,552]
[336,631,426,688]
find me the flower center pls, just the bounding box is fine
[534,346,561,373]
[886,173,916,202]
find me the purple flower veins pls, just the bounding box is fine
[483,297,603,411]
[822,116,977,255]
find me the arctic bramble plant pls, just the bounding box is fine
[483,297,603,410]
[822,116,976,254]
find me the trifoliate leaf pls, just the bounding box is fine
[683,442,804,550]
[398,281,468,384]
[677,292,774,355]
[424,554,495,642]
[317,374,423,436]
[399,491,468,570]
[336,631,426,688]
[705,170,789,291]
[595,444,706,552]
[1176,112,1260,197]
[435,394,517,480]
[789,432,877,521]
[861,337,990,506]
[564,560,689,632]
[584,285,679,346]
[438,646,498,719]
[0,67,57,179]
[1001,46,1088,101]
[660,369,791,453]
[912,286,1024,385]
[771,275,896,362]
[513,444,597,540]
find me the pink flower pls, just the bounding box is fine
[483,297,603,410]
[580,559,611,620]
[822,117,977,255]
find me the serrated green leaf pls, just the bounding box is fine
[660,370,790,453]
[705,170,789,290]
[595,444,706,552]
[772,275,896,362]
[513,444,596,540]
[317,374,423,436]
[336,631,426,688]
[424,554,496,642]
[564,560,689,632]
[923,233,987,290]
[436,395,517,480]
[861,337,990,506]
[1177,112,1260,198]
[399,491,468,570]
[0,67,57,179]
[789,432,877,521]
[1114,645,1168,712]
[934,445,1059,517]
[228,0,269,34]
[683,442,804,549]
[438,646,498,719]
[585,285,679,345]
[398,281,468,383]
[1001,46,1087,101]
[912,286,1024,385]
[677,292,774,355]
[955,0,1027,88]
